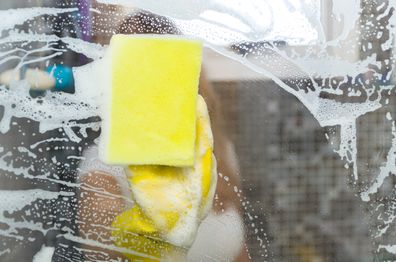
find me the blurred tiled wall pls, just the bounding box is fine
[213,80,374,262]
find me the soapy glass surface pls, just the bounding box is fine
[0,0,396,261]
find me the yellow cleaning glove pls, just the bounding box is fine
[112,96,217,259]
[112,205,184,261]
[102,34,217,260]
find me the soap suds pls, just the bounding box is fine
[0,0,395,260]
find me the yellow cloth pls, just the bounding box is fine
[112,96,217,260]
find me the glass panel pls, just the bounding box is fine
[0,0,395,261]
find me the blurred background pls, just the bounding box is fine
[0,0,395,261]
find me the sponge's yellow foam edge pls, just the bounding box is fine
[99,34,203,166]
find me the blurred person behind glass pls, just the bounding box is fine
[77,10,250,262]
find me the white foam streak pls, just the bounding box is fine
[98,0,319,44]
[0,0,395,258]
[338,121,358,180]
[2,32,105,61]
[0,81,97,134]
[361,121,396,202]
[326,0,361,45]
[0,189,74,214]
[378,245,396,254]
[0,7,78,32]
[62,233,160,260]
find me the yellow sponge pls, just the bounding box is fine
[100,34,203,166]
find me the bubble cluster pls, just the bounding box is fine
[0,0,396,260]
